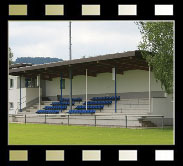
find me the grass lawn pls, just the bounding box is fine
[9,123,173,145]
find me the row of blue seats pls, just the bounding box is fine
[51,101,75,106]
[75,105,104,110]
[83,101,112,105]
[44,106,67,110]
[91,96,120,101]
[60,97,82,102]
[68,110,95,114]
[36,110,60,114]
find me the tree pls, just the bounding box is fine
[136,21,174,94]
[8,47,14,65]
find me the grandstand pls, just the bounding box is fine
[8,51,173,127]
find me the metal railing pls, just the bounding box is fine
[9,114,167,128]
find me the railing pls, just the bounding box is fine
[87,108,150,113]
[9,114,167,128]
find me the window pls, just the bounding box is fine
[9,102,14,109]
[25,78,36,88]
[60,79,65,89]
[10,79,14,88]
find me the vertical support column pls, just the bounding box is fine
[68,115,70,125]
[161,116,164,129]
[149,65,151,113]
[94,115,96,126]
[20,76,22,112]
[31,78,33,87]
[37,75,41,110]
[86,69,88,111]
[69,68,72,110]
[115,67,117,113]
[39,75,41,110]
[69,21,72,111]
[125,115,128,128]
[60,73,63,112]
[25,114,26,124]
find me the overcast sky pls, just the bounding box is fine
[9,21,142,61]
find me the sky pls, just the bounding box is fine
[9,21,142,61]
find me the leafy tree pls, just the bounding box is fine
[136,21,174,94]
[8,47,14,65]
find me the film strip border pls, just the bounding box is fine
[4,0,175,19]
[7,147,177,165]
[8,4,174,16]
[1,0,179,166]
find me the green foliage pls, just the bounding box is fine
[8,47,13,65]
[136,22,174,94]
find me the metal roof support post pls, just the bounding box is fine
[115,67,117,113]
[69,68,72,110]
[86,69,88,111]
[149,65,151,113]
[20,76,22,112]
[60,73,63,112]
[38,75,41,110]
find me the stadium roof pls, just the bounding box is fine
[9,63,33,69]
[9,50,149,80]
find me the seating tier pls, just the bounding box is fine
[91,96,120,101]
[44,106,67,110]
[36,110,60,114]
[51,101,75,106]
[83,101,112,105]
[75,105,104,110]
[68,110,95,114]
[59,97,82,102]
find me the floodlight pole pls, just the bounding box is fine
[69,21,72,110]
[69,21,72,60]
[86,69,88,110]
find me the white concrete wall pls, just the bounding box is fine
[26,88,42,103]
[9,88,26,114]
[9,76,18,114]
[46,70,163,96]
[9,75,42,114]
[151,95,173,118]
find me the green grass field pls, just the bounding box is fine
[9,123,173,145]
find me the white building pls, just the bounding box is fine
[9,64,42,114]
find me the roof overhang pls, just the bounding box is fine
[9,50,149,80]
[9,63,33,69]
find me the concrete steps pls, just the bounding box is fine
[20,98,150,116]
[14,96,158,127]
[139,119,157,127]
[100,98,150,114]
[21,101,83,114]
